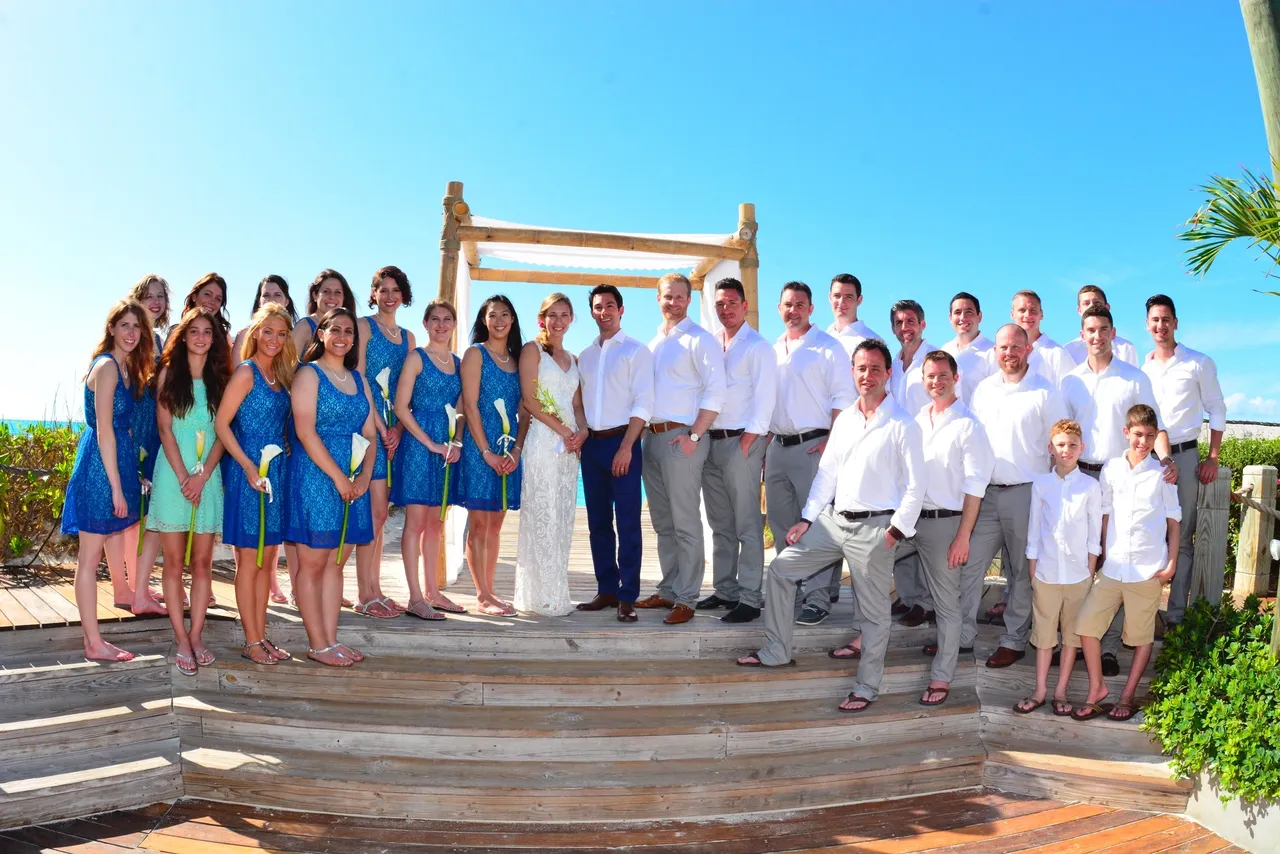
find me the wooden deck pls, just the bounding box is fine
[0,793,1242,853]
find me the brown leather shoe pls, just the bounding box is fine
[617,602,637,622]
[899,604,928,627]
[985,646,1026,668]
[636,593,675,609]
[663,604,695,625]
[576,594,619,611]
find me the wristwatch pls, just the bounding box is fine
[689,432,702,443]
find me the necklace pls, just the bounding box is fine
[485,344,511,365]
[324,363,350,383]
[374,316,401,342]
[427,347,453,367]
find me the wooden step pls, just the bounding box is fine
[982,746,1191,813]
[181,733,985,821]
[174,686,980,762]
[0,739,183,830]
[194,646,972,707]
[978,684,1166,757]
[977,650,1155,705]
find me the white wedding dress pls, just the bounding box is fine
[514,349,580,616]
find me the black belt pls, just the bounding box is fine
[1171,439,1199,455]
[919,509,962,519]
[989,482,1030,489]
[1078,460,1104,473]
[708,428,745,440]
[837,509,893,522]
[588,426,628,439]
[775,428,829,447]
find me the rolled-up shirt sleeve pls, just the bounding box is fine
[962,421,995,498]
[630,345,655,423]
[1200,356,1227,432]
[890,420,925,538]
[1162,479,1182,522]
[748,345,777,435]
[1025,481,1043,560]
[693,333,726,414]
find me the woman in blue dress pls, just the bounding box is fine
[352,265,413,619]
[392,299,465,620]
[64,299,155,662]
[459,294,529,617]
[286,307,377,667]
[122,273,171,617]
[182,272,233,340]
[216,303,296,666]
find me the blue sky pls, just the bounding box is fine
[2,1,1277,421]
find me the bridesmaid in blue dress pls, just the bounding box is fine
[392,299,466,620]
[123,273,171,617]
[63,299,155,662]
[216,303,297,666]
[286,307,377,667]
[459,295,529,617]
[353,265,414,619]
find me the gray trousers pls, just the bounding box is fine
[894,515,963,683]
[701,434,767,608]
[764,436,842,611]
[1164,445,1202,623]
[964,483,1033,651]
[893,553,935,610]
[642,426,710,608]
[758,509,897,700]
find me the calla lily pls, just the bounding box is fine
[375,368,395,487]
[440,404,464,520]
[185,430,209,565]
[493,399,516,510]
[337,433,371,564]
[374,367,392,400]
[255,443,284,567]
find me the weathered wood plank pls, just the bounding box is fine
[0,587,39,629]
[1191,465,1231,605]
[9,585,71,627]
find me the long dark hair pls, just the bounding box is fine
[157,309,232,418]
[90,299,155,401]
[183,273,232,334]
[301,307,359,371]
[306,269,357,316]
[470,294,522,364]
[252,274,299,321]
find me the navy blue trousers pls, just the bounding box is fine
[581,432,643,603]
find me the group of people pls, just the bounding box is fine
[61,267,1226,719]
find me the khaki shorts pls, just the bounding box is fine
[1030,576,1093,649]
[1075,574,1162,647]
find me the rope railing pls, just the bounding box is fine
[1231,482,1280,523]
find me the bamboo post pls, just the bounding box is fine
[1233,465,1277,601]
[1191,466,1233,604]
[1241,0,1280,167]
[738,203,759,330]
[438,181,464,305]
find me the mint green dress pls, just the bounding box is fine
[146,379,223,534]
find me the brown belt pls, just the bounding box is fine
[647,421,687,434]
[588,426,628,439]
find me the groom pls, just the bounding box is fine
[576,284,655,622]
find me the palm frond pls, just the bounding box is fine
[1179,166,1280,278]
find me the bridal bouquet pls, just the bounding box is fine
[255,444,284,567]
[534,381,567,454]
[184,430,207,565]
[440,404,462,521]
[493,399,516,511]
[336,433,371,564]
[374,367,394,488]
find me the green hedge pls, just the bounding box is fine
[0,422,81,561]
[1144,596,1280,803]
[1201,435,1280,575]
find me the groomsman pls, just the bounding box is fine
[636,273,726,625]
[942,292,994,405]
[827,273,885,359]
[698,278,777,623]
[767,281,858,626]
[1063,285,1138,367]
[1141,294,1226,627]
[576,285,654,622]
[739,339,924,716]
[968,324,1067,668]
[1009,290,1077,387]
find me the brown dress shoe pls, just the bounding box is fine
[663,604,695,625]
[985,646,1026,668]
[899,604,928,627]
[617,602,637,622]
[636,593,675,609]
[576,594,619,611]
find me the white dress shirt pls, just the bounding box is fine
[1141,343,1228,444]
[890,339,950,416]
[771,326,857,434]
[943,334,995,405]
[1026,334,1077,388]
[578,330,654,431]
[1064,334,1138,368]
[827,318,885,360]
[1100,454,1182,582]
[648,317,726,425]
[970,370,1068,486]
[713,323,777,434]
[801,395,925,537]
[916,400,994,511]
[1060,357,1163,465]
[1026,467,1103,585]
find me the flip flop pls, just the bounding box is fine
[1052,699,1074,717]
[736,654,796,667]
[428,596,467,614]
[828,642,861,660]
[241,640,278,666]
[263,638,291,661]
[405,601,446,621]
[174,651,197,677]
[1108,702,1139,722]
[307,644,352,668]
[1071,702,1114,722]
[353,599,399,619]
[1013,697,1045,714]
[919,687,950,707]
[838,693,874,714]
[335,643,365,663]
[270,591,289,604]
[193,648,216,666]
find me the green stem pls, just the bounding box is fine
[440,463,451,521]
[257,490,266,567]
[185,504,196,565]
[336,502,351,566]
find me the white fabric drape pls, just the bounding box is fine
[444,256,472,585]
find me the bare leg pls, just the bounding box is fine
[234,546,266,645]
[186,534,215,661]
[269,562,287,604]
[78,532,134,661]
[355,480,393,605]
[124,525,166,614]
[1079,636,1111,708]
[1118,643,1151,709]
[284,542,300,601]
[1054,645,1078,712]
[330,544,362,660]
[422,512,449,603]
[466,511,496,605]
[402,504,427,605]
[159,532,193,661]
[483,510,507,605]
[295,544,347,665]
[104,527,132,606]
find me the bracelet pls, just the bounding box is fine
[513,444,523,453]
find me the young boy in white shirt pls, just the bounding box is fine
[1015,419,1102,717]
[1073,404,1181,722]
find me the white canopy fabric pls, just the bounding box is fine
[469,216,732,271]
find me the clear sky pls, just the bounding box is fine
[2,1,1276,421]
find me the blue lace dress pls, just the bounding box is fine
[282,317,318,544]
[62,355,140,536]
[459,347,522,511]
[223,362,291,549]
[391,350,462,507]
[284,364,374,549]
[131,331,164,482]
[364,318,408,481]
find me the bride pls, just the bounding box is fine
[514,293,588,615]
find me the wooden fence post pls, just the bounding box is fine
[1233,465,1278,602]
[1191,466,1233,605]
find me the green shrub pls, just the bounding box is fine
[0,422,81,561]
[1143,596,1280,803]
[1201,435,1280,574]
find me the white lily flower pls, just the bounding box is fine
[375,367,392,400]
[349,433,372,477]
[190,429,207,475]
